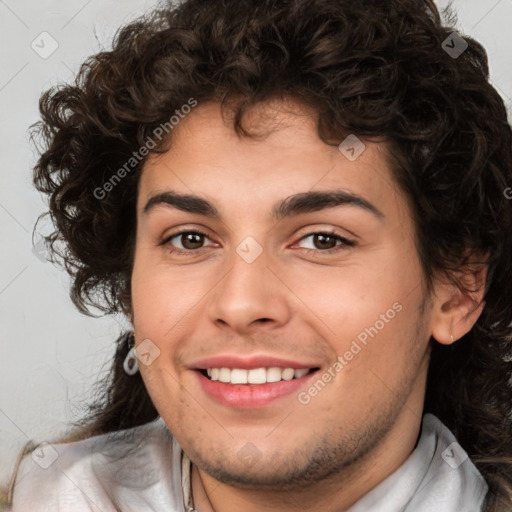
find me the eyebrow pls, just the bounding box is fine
[143,189,384,221]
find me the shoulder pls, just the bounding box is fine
[9,418,182,512]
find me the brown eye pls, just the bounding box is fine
[296,231,356,254]
[161,229,216,255]
[179,232,204,250]
[311,233,338,250]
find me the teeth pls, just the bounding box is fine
[248,368,267,384]
[231,368,248,384]
[266,367,282,383]
[282,368,295,380]
[219,368,231,383]
[204,367,312,384]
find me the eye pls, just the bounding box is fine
[160,229,356,257]
[160,229,217,255]
[295,231,356,254]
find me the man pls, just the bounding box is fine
[8,0,512,511]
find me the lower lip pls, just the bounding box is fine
[193,370,318,409]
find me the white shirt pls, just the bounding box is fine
[9,413,488,512]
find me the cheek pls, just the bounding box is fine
[338,293,428,396]
[289,262,405,341]
[314,252,426,372]
[131,244,207,331]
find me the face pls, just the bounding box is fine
[131,100,433,490]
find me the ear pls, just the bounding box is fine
[430,262,488,345]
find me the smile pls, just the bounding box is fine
[201,367,316,384]
[194,367,321,409]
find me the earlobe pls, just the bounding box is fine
[430,264,487,345]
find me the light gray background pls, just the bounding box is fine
[1,0,511,487]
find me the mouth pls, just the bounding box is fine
[197,366,321,385]
[193,366,322,409]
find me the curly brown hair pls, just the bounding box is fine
[23,0,512,510]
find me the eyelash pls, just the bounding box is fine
[160,229,356,257]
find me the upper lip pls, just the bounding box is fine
[191,354,322,370]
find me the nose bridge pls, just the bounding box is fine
[208,235,291,331]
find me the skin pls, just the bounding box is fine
[130,99,486,512]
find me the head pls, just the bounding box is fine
[32,0,512,510]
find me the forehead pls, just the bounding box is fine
[137,101,410,226]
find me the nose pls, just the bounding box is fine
[207,243,292,335]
